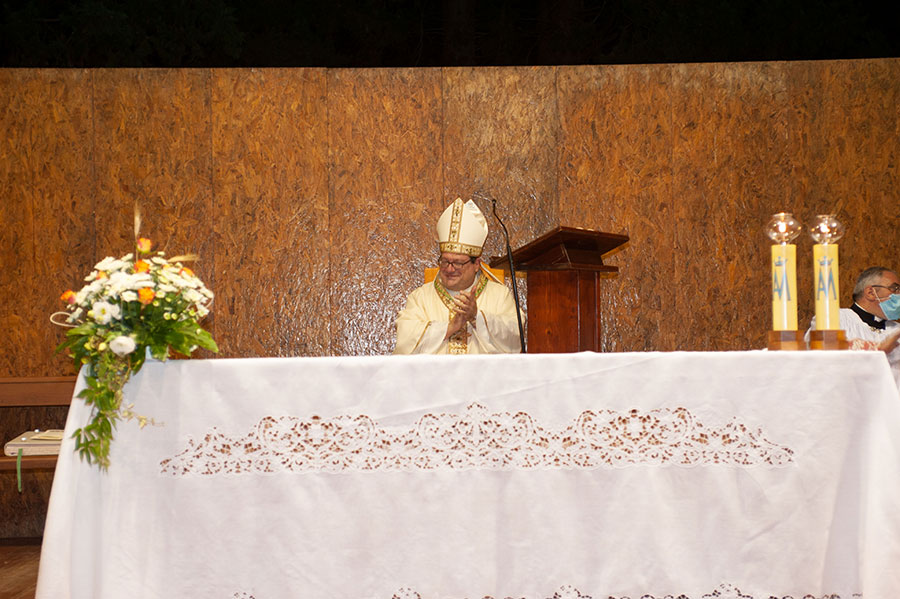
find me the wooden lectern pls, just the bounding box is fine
[491,226,629,353]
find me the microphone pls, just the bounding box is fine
[491,199,526,353]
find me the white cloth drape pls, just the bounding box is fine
[37,351,900,599]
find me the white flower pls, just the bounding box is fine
[91,301,121,325]
[104,271,153,296]
[121,290,138,302]
[109,336,136,357]
[74,288,90,306]
[129,274,154,290]
[94,256,128,272]
[75,279,103,306]
[104,271,129,295]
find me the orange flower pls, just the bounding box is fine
[134,260,150,273]
[96,271,108,280]
[138,288,155,305]
[137,238,153,254]
[60,290,76,304]
[180,267,195,278]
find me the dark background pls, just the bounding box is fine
[1,0,898,68]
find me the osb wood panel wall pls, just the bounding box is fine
[2,60,898,377]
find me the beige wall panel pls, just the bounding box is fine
[670,62,809,350]
[442,67,559,260]
[0,69,94,377]
[806,60,900,310]
[558,64,675,352]
[212,68,330,357]
[328,68,443,355]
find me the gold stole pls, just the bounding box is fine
[433,273,489,354]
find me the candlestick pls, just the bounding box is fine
[808,214,848,350]
[765,213,803,350]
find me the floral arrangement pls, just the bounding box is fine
[54,237,217,469]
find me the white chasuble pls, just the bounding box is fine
[394,275,520,354]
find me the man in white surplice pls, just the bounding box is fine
[393,198,521,355]
[805,266,900,387]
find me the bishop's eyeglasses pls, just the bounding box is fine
[438,257,475,270]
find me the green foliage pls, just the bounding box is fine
[55,246,217,469]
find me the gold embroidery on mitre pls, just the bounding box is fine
[438,198,484,257]
[439,241,483,257]
[448,198,463,243]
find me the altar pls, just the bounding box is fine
[36,350,900,598]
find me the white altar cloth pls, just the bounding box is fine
[37,351,900,599]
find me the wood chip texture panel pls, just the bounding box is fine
[1,60,897,373]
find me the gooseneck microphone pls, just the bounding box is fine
[491,199,526,353]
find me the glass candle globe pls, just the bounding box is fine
[765,212,803,244]
[809,214,845,244]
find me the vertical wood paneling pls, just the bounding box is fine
[92,69,213,261]
[0,72,93,538]
[777,61,819,332]
[442,66,559,259]
[91,69,215,358]
[328,68,443,355]
[806,60,900,312]
[212,68,330,357]
[558,64,674,352]
[0,69,94,377]
[670,62,804,350]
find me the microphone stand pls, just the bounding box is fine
[491,199,526,353]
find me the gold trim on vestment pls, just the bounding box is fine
[433,273,489,354]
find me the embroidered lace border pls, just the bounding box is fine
[230,583,860,599]
[161,403,794,476]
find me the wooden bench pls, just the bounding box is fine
[0,377,76,471]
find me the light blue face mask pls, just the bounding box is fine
[876,292,900,321]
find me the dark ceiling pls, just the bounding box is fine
[2,0,898,68]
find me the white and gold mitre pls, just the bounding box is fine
[435,198,488,257]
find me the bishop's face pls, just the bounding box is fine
[438,252,480,291]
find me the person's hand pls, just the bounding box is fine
[445,290,477,339]
[452,289,477,324]
[878,329,900,354]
